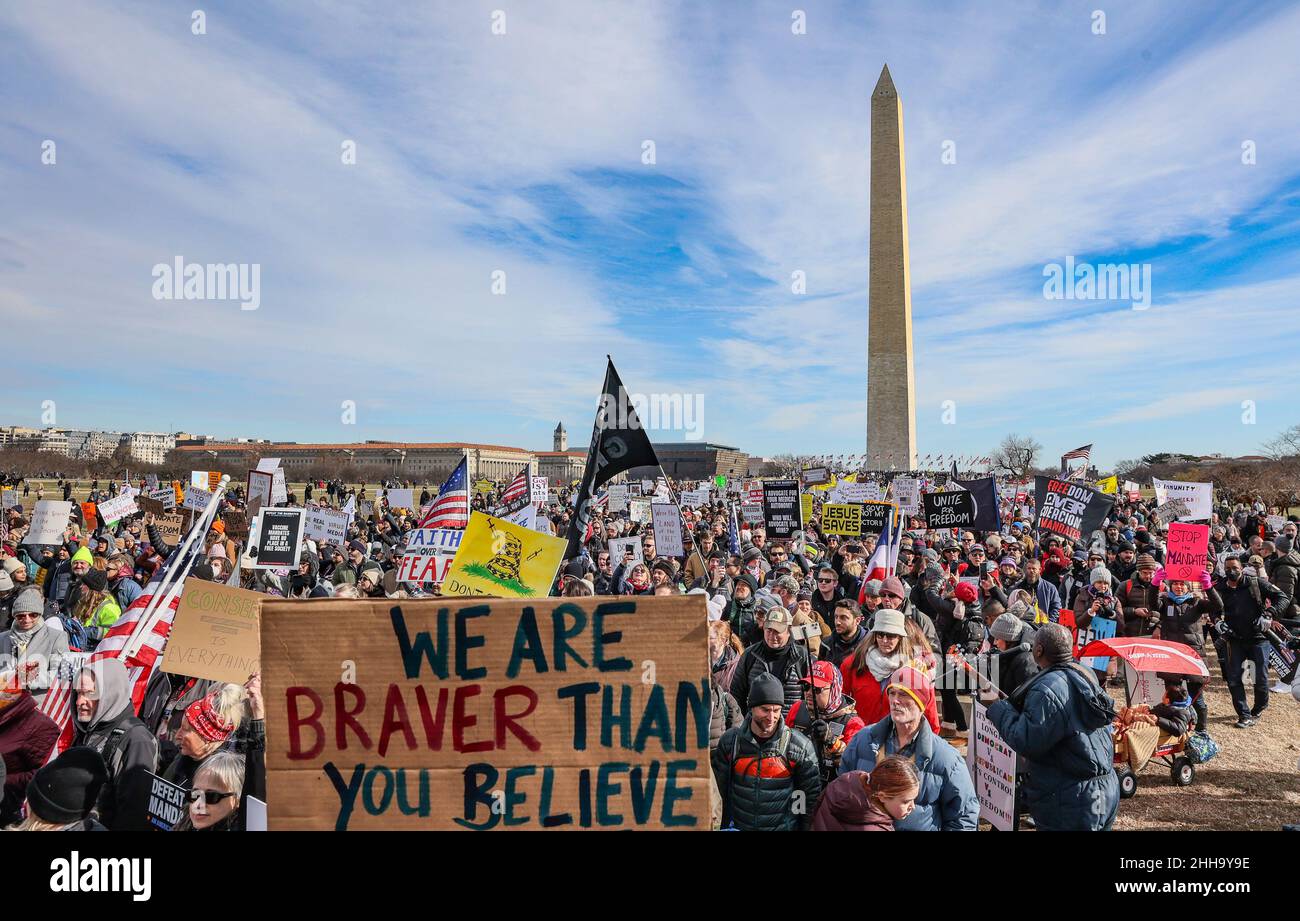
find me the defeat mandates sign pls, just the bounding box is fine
[251,508,305,569]
[260,594,711,830]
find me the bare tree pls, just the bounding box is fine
[990,434,1042,479]
[1263,424,1300,460]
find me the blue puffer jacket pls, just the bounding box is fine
[838,717,979,831]
[987,663,1118,831]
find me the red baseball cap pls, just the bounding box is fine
[802,660,836,688]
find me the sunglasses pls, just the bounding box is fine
[817,577,835,583]
[189,789,238,806]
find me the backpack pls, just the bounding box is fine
[1185,730,1219,764]
[58,614,93,652]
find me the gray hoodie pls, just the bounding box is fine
[73,658,159,830]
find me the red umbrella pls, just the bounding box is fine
[1077,637,1208,678]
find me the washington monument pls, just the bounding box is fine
[866,64,918,470]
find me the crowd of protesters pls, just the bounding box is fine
[1,466,1297,831]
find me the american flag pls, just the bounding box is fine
[1061,443,1092,465]
[418,457,469,529]
[38,542,196,760]
[498,465,530,507]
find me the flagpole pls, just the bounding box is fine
[120,474,230,662]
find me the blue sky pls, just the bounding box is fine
[2,0,1299,469]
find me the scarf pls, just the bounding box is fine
[1167,592,1192,605]
[866,646,905,682]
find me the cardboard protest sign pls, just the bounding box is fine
[153,512,185,545]
[81,502,98,530]
[207,471,221,492]
[1152,478,1212,521]
[251,508,305,569]
[923,491,977,529]
[966,702,1017,832]
[1033,477,1114,545]
[627,482,643,497]
[859,501,898,538]
[744,484,763,506]
[801,466,830,486]
[442,511,566,599]
[651,503,686,558]
[304,507,349,546]
[386,488,414,510]
[1124,481,1141,502]
[260,594,711,830]
[150,487,177,511]
[145,474,159,491]
[608,537,641,567]
[161,579,262,684]
[145,772,189,831]
[138,496,164,517]
[761,479,801,538]
[97,493,138,525]
[0,488,17,510]
[256,458,281,473]
[1267,515,1287,534]
[740,503,764,524]
[23,500,72,546]
[173,481,184,507]
[607,484,628,512]
[1153,498,1190,527]
[183,485,212,513]
[821,503,862,536]
[396,528,464,584]
[222,510,249,542]
[1165,522,1210,581]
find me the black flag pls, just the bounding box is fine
[564,358,660,560]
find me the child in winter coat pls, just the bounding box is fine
[811,756,920,831]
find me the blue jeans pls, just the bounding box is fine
[1225,638,1270,719]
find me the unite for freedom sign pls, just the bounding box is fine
[922,491,977,529]
[1033,476,1114,545]
[260,594,712,830]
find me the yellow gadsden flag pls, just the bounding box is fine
[1097,475,1118,495]
[442,511,567,598]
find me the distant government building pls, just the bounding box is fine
[172,429,753,486]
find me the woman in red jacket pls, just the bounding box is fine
[840,609,941,733]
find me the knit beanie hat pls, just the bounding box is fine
[80,568,108,592]
[886,665,935,714]
[749,672,785,709]
[1090,566,1112,585]
[1135,553,1158,571]
[26,746,108,825]
[185,693,237,743]
[12,587,43,616]
[990,612,1024,642]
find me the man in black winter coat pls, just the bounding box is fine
[730,608,811,716]
[989,612,1038,698]
[1212,558,1292,727]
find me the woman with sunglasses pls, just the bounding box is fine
[162,675,265,820]
[174,751,249,832]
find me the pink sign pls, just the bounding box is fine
[1165,522,1210,581]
